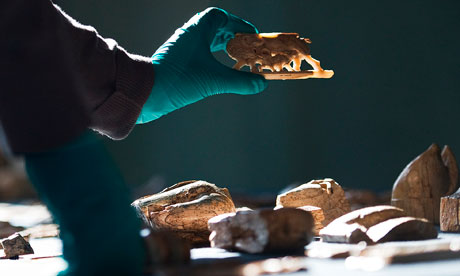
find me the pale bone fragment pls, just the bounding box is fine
[276,178,350,227]
[132,180,235,245]
[391,144,459,224]
[226,33,334,80]
[1,233,34,259]
[208,208,314,253]
[320,205,437,244]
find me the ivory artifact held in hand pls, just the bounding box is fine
[391,144,459,224]
[227,33,334,80]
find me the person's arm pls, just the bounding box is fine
[53,4,155,139]
[0,0,154,154]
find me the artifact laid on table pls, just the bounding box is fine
[391,144,459,224]
[276,178,350,231]
[208,208,314,253]
[440,187,460,232]
[319,205,437,244]
[132,180,236,246]
[0,233,34,259]
[296,206,325,235]
[227,33,334,80]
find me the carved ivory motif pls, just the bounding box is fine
[226,33,334,80]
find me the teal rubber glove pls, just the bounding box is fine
[25,131,144,276]
[136,7,267,124]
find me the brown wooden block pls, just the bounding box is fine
[132,180,235,246]
[1,233,34,259]
[208,208,314,253]
[391,144,459,224]
[320,205,437,244]
[320,205,406,244]
[440,189,460,232]
[277,178,350,228]
[366,217,437,243]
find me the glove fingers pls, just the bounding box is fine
[224,12,259,34]
[215,64,268,95]
[190,7,258,52]
[210,12,259,52]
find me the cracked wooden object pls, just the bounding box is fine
[132,180,236,245]
[319,205,437,244]
[440,188,460,232]
[297,206,325,235]
[208,208,314,253]
[227,33,334,80]
[276,178,350,228]
[1,233,34,259]
[391,144,459,224]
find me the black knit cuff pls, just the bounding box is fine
[90,48,154,140]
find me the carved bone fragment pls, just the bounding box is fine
[208,208,314,253]
[391,144,459,224]
[276,178,350,227]
[132,180,236,245]
[226,33,334,80]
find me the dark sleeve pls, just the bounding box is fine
[0,0,154,154]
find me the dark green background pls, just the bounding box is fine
[56,0,460,194]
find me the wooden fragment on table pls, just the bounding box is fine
[320,205,405,244]
[440,188,460,232]
[365,217,437,243]
[275,205,325,235]
[132,180,236,246]
[320,205,437,244]
[0,233,34,259]
[391,144,459,224]
[297,206,325,235]
[208,208,314,254]
[276,178,350,228]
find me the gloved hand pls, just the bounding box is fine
[136,7,267,124]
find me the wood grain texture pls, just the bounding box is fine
[132,180,236,246]
[391,144,459,224]
[440,189,460,232]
